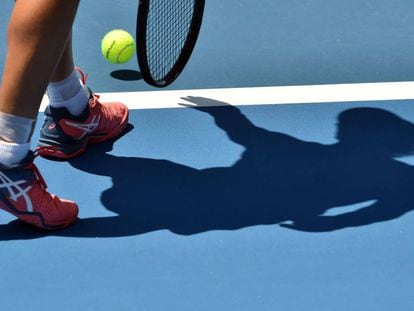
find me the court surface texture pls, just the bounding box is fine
[1,1,414,310]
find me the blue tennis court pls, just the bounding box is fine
[1,1,414,310]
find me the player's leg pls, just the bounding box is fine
[37,30,129,159]
[0,0,80,229]
[0,0,80,119]
[46,31,90,116]
[51,32,76,83]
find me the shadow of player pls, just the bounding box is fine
[1,97,414,239]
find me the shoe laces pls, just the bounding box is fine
[75,67,102,110]
[75,67,116,126]
[24,153,61,212]
[26,152,47,191]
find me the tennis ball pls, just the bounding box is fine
[101,29,135,64]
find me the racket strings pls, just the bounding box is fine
[146,0,195,82]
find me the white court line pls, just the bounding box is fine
[40,81,414,111]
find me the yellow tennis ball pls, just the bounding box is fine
[101,29,135,64]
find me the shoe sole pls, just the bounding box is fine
[0,200,77,230]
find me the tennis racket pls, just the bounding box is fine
[136,0,205,88]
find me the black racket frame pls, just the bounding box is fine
[136,0,205,88]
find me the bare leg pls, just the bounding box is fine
[0,0,80,119]
[0,1,80,230]
[51,31,75,82]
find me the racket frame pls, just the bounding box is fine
[136,0,205,87]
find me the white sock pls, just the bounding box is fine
[47,70,90,116]
[0,140,30,167]
[0,112,35,144]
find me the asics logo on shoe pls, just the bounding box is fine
[0,171,33,212]
[64,114,101,139]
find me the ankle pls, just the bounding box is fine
[0,112,35,144]
[47,70,89,116]
[0,139,30,167]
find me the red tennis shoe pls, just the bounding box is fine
[37,69,129,159]
[0,152,78,230]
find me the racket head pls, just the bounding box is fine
[136,0,205,88]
